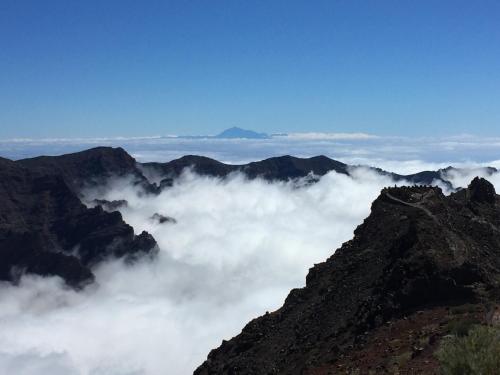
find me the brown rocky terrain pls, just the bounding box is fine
[195,177,500,374]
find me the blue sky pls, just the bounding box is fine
[1,0,499,138]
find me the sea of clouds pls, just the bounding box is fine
[0,168,399,375]
[0,135,499,375]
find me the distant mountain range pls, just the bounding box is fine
[18,146,494,196]
[141,153,496,192]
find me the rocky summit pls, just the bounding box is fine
[17,146,153,194]
[195,178,500,374]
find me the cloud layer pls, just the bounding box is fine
[0,169,404,375]
[1,167,499,375]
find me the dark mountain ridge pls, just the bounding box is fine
[17,146,153,194]
[142,152,496,189]
[195,178,500,374]
[0,153,157,287]
[2,147,498,291]
[16,146,498,192]
[141,154,350,186]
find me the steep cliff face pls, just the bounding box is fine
[0,156,157,287]
[195,178,500,374]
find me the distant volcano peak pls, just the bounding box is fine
[215,127,270,139]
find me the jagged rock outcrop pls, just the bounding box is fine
[0,157,157,287]
[150,213,177,224]
[195,178,500,374]
[92,199,129,211]
[468,176,496,204]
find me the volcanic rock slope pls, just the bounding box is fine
[0,151,157,287]
[17,146,152,193]
[195,178,500,374]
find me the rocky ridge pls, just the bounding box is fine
[195,178,500,374]
[17,146,154,194]
[16,146,497,192]
[0,153,157,287]
[142,154,495,190]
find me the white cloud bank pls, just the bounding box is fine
[0,169,403,375]
[0,168,499,375]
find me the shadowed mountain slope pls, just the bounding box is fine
[0,156,157,287]
[195,178,500,374]
[17,146,152,193]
